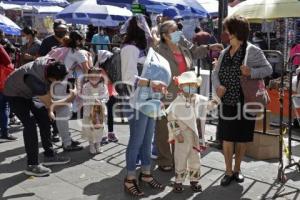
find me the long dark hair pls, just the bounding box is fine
[123,16,147,50]
[64,30,84,51]
[22,26,38,38]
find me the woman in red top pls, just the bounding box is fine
[154,20,223,171]
[0,45,16,140]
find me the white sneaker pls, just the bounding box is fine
[95,143,103,153]
[89,144,97,155]
[151,154,158,160]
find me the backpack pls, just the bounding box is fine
[47,47,69,63]
[102,51,122,84]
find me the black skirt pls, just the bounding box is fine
[217,104,255,143]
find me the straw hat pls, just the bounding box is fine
[177,71,202,86]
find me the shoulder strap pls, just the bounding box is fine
[243,43,250,65]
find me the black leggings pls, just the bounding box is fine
[106,95,116,133]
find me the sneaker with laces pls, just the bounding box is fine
[100,136,109,146]
[43,154,70,166]
[0,134,17,140]
[51,134,60,143]
[63,144,83,152]
[71,140,81,146]
[24,164,52,177]
[108,133,118,143]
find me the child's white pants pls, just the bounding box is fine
[174,130,201,183]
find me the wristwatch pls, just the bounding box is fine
[147,79,151,87]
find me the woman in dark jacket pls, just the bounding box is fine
[212,15,272,186]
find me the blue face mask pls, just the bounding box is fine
[182,86,198,94]
[152,92,163,99]
[170,31,182,44]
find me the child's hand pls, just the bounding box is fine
[176,133,184,143]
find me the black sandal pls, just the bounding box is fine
[158,165,173,172]
[138,173,165,190]
[190,181,202,192]
[173,182,184,193]
[124,178,144,197]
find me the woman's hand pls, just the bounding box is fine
[23,53,34,60]
[48,111,55,121]
[216,85,226,98]
[67,88,77,102]
[150,80,168,94]
[176,133,184,143]
[240,65,251,76]
[212,58,218,70]
[209,43,224,52]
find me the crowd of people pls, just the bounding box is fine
[0,5,273,197]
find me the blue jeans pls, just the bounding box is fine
[152,134,158,156]
[126,109,155,177]
[0,92,9,137]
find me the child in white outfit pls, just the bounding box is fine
[166,71,219,193]
[81,68,109,154]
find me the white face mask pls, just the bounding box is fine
[21,37,28,45]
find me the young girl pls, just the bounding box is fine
[96,50,119,145]
[166,71,219,193]
[81,68,109,154]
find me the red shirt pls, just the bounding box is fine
[0,45,14,92]
[173,51,187,74]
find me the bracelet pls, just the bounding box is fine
[147,79,151,87]
[207,44,210,51]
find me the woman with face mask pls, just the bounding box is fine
[20,27,41,65]
[212,15,272,187]
[48,30,93,152]
[153,20,223,172]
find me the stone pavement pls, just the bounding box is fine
[1,120,300,200]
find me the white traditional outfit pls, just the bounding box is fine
[81,81,109,153]
[166,94,208,183]
[166,71,219,185]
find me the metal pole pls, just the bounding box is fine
[218,0,224,42]
[218,0,228,42]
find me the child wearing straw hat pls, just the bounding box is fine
[166,71,219,193]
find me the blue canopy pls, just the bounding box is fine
[2,0,69,7]
[0,14,21,35]
[97,0,207,18]
[56,0,133,26]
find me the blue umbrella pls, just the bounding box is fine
[0,14,21,35]
[97,0,207,17]
[2,0,69,7]
[56,0,133,26]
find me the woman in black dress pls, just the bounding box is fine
[213,15,272,186]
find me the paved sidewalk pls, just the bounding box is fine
[0,120,300,200]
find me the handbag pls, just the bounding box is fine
[240,46,270,110]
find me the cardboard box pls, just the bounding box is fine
[255,110,271,132]
[246,132,279,160]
